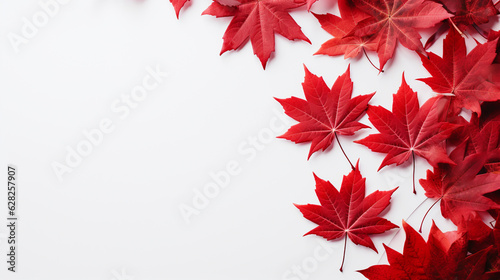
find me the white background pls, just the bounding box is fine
[0,0,493,279]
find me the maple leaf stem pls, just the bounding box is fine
[363,49,384,73]
[495,0,500,7]
[412,151,416,194]
[340,234,347,272]
[419,198,441,233]
[472,24,488,39]
[335,132,354,170]
[448,19,465,38]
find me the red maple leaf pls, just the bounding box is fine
[418,28,500,115]
[463,113,500,167]
[202,0,310,68]
[350,0,451,71]
[444,100,500,150]
[419,143,500,227]
[275,65,374,165]
[355,74,457,193]
[295,163,398,271]
[461,215,500,278]
[472,101,500,172]
[359,220,492,280]
[170,0,189,18]
[438,0,498,31]
[314,0,379,64]
[488,30,500,63]
[305,0,318,10]
[456,213,492,244]
[425,0,498,49]
[486,216,500,277]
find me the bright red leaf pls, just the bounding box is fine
[305,0,318,10]
[359,220,492,280]
[314,0,378,61]
[295,163,398,271]
[350,0,451,71]
[419,144,500,226]
[202,0,310,68]
[170,0,189,18]
[355,74,457,193]
[418,28,500,115]
[276,65,374,164]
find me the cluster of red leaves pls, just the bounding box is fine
[316,0,452,71]
[167,0,500,277]
[172,0,499,70]
[275,24,500,277]
[360,218,500,279]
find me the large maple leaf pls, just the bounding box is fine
[275,65,374,165]
[418,27,500,115]
[355,74,457,193]
[419,143,500,226]
[359,220,492,280]
[202,0,310,68]
[350,0,451,71]
[314,0,378,62]
[295,163,398,271]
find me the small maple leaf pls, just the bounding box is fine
[359,220,492,280]
[419,143,500,227]
[295,163,398,271]
[314,0,379,68]
[355,74,457,193]
[418,27,500,115]
[275,65,374,166]
[202,0,310,68]
[350,0,451,71]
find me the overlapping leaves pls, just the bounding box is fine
[163,0,500,278]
